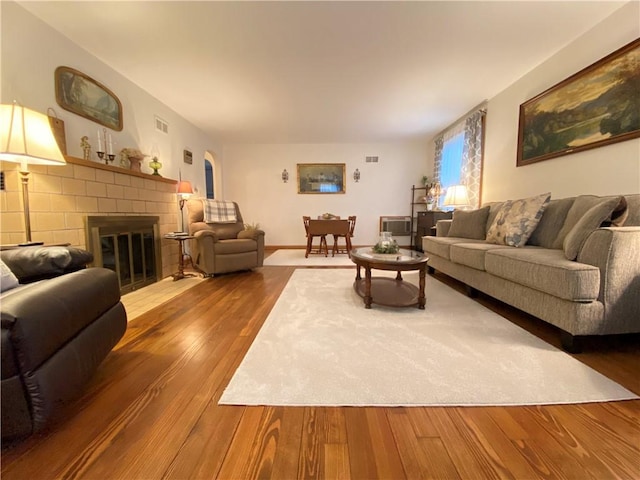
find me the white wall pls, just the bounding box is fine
[1,2,218,207]
[222,143,430,246]
[442,2,640,203]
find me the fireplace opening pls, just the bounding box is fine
[86,216,162,294]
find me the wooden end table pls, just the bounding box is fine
[350,247,429,309]
[164,234,196,281]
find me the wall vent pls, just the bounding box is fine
[0,172,4,191]
[379,216,411,236]
[154,115,169,134]
[365,156,378,163]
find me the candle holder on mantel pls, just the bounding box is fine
[96,151,116,165]
[96,128,115,165]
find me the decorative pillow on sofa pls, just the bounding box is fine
[552,195,627,249]
[447,206,490,239]
[0,259,19,292]
[0,246,93,283]
[485,192,551,247]
[563,196,623,260]
[526,197,575,248]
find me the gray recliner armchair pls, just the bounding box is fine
[186,199,265,276]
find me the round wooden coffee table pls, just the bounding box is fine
[350,247,429,309]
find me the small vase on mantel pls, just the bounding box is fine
[128,156,143,172]
[120,148,147,173]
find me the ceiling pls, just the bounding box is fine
[19,1,625,145]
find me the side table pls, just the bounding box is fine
[164,234,196,281]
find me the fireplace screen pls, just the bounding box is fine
[86,216,161,294]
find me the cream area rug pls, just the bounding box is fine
[264,249,355,267]
[220,269,638,407]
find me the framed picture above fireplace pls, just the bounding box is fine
[517,38,640,167]
[55,66,123,131]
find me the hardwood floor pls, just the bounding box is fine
[2,266,639,479]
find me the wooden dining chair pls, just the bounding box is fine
[332,215,356,256]
[304,216,328,257]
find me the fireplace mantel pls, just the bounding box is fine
[64,155,177,185]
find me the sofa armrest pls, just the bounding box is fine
[435,220,453,237]
[578,227,640,328]
[238,229,265,241]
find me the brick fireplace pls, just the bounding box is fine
[0,156,180,280]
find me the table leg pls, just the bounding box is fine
[396,271,403,281]
[364,267,372,309]
[172,240,196,281]
[356,265,361,281]
[418,265,426,309]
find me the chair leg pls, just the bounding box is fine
[305,235,313,258]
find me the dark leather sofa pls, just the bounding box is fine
[1,247,127,442]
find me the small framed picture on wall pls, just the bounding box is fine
[183,149,193,164]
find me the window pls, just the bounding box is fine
[433,109,486,209]
[204,158,215,199]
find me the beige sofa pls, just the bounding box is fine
[423,194,640,352]
[187,199,265,276]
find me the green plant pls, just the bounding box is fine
[421,175,429,186]
[244,222,260,231]
[372,239,400,254]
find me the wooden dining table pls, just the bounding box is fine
[305,219,352,257]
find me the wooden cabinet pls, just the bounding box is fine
[410,184,452,251]
[413,211,452,251]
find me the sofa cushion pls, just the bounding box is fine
[552,195,624,249]
[422,236,484,260]
[484,202,504,233]
[563,196,623,260]
[527,197,575,248]
[486,192,551,247]
[449,243,511,271]
[447,206,490,239]
[623,194,640,226]
[485,247,600,302]
[214,238,258,255]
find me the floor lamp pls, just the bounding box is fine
[176,180,193,232]
[0,102,67,245]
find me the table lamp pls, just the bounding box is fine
[0,102,67,245]
[443,184,470,210]
[176,180,193,232]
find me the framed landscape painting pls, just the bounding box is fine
[517,38,640,166]
[297,163,346,194]
[55,66,123,131]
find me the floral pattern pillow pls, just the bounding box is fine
[486,192,551,247]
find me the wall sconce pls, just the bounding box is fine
[282,169,289,183]
[353,168,361,182]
